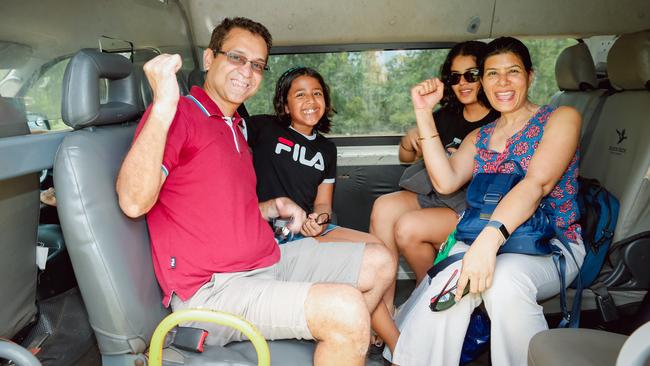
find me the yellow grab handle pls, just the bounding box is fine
[149,309,270,366]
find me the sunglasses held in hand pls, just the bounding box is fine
[429,268,470,312]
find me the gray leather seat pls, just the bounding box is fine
[549,42,605,140]
[528,321,650,366]
[54,49,314,365]
[532,30,650,366]
[0,97,39,339]
[541,31,650,315]
[580,30,650,242]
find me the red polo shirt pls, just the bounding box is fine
[135,86,279,306]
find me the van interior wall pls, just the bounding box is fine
[0,0,193,74]
[184,0,650,47]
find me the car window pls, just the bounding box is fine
[23,58,71,133]
[246,38,578,137]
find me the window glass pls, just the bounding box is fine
[23,58,71,132]
[246,49,449,136]
[522,38,578,105]
[246,38,578,137]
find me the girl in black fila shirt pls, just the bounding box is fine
[248,67,400,353]
[247,67,380,244]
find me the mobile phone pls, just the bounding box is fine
[445,137,462,150]
[445,137,462,156]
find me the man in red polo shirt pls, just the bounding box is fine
[116,17,395,365]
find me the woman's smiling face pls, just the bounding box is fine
[481,51,534,113]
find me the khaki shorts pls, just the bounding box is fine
[171,238,365,346]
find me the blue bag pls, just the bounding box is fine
[445,160,580,327]
[573,177,619,288]
[455,161,555,255]
[460,308,490,365]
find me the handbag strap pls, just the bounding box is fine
[427,252,466,280]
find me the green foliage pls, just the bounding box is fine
[523,38,578,104]
[18,39,577,135]
[23,59,71,131]
[247,38,578,136]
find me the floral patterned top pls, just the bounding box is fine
[473,105,582,243]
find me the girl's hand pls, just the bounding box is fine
[405,128,422,156]
[411,78,445,111]
[455,228,502,301]
[300,212,326,237]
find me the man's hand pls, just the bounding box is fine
[300,213,326,237]
[143,54,183,128]
[40,187,57,207]
[411,78,445,111]
[260,197,307,234]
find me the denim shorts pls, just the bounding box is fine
[276,224,339,244]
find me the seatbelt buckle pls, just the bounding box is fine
[171,327,209,353]
[593,286,619,323]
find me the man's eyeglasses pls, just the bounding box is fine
[213,50,269,73]
[429,268,470,312]
[447,68,480,85]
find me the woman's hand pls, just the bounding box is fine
[300,212,326,237]
[455,228,503,301]
[411,78,445,111]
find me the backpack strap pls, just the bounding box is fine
[553,233,583,328]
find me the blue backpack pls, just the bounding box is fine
[562,177,620,327]
[573,177,620,288]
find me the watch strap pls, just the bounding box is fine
[486,220,510,241]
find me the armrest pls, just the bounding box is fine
[616,321,650,366]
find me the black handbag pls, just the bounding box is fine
[455,161,555,255]
[398,159,434,195]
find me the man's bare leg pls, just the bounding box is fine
[357,242,399,352]
[306,284,370,366]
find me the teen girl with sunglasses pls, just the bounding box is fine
[370,41,499,310]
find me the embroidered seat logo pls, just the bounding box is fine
[616,128,627,144]
[275,137,325,171]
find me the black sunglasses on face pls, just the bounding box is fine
[213,50,269,73]
[447,68,480,85]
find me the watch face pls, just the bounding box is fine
[488,220,509,240]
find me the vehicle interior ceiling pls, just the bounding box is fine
[0,0,649,364]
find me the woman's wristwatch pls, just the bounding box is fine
[486,220,510,243]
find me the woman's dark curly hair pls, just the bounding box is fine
[273,67,333,133]
[440,41,490,111]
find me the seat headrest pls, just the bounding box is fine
[555,43,598,91]
[608,30,650,91]
[138,67,190,108]
[61,49,142,129]
[0,97,29,137]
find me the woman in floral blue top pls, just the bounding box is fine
[386,37,585,366]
